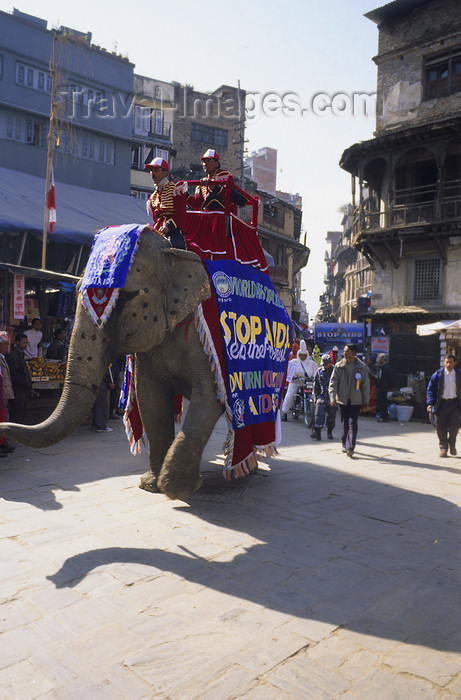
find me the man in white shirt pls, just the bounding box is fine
[24,318,42,360]
[427,354,461,457]
[281,339,318,421]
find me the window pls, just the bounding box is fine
[190,123,228,148]
[154,109,163,135]
[52,127,114,165]
[154,147,169,162]
[409,257,443,304]
[131,144,151,169]
[425,49,461,100]
[134,105,151,135]
[2,112,44,145]
[263,203,285,229]
[16,64,25,85]
[16,62,51,92]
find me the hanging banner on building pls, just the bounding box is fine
[314,322,364,350]
[13,274,25,320]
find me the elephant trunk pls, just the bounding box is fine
[1,300,115,448]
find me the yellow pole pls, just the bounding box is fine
[42,32,57,270]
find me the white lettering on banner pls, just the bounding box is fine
[13,275,25,320]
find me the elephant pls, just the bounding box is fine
[0,228,225,500]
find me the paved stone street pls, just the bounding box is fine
[1,411,461,699]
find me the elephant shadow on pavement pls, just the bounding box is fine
[47,460,461,654]
[0,423,148,510]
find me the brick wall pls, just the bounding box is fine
[375,0,461,132]
[171,84,243,179]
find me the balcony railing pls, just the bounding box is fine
[148,123,171,140]
[352,181,461,240]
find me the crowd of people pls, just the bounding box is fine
[281,341,370,457]
[0,319,125,457]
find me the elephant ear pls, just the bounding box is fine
[162,248,211,329]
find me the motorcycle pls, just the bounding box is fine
[291,377,315,428]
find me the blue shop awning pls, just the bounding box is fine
[0,166,149,245]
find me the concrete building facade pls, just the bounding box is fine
[0,8,135,194]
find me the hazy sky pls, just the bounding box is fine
[1,0,380,317]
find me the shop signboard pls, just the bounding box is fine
[13,275,25,320]
[314,322,364,350]
[371,336,389,354]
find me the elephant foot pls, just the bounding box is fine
[138,470,160,493]
[157,471,203,500]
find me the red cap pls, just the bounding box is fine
[145,157,169,172]
[201,149,220,161]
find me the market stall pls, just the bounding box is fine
[416,320,461,364]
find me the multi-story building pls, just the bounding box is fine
[318,207,373,323]
[0,8,135,194]
[247,187,309,317]
[170,83,244,180]
[340,0,461,376]
[244,147,277,194]
[318,230,341,321]
[242,146,309,319]
[0,8,147,332]
[130,75,174,202]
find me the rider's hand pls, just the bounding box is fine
[427,405,433,413]
[331,400,337,407]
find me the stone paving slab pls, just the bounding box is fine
[1,414,461,698]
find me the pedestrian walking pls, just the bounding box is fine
[312,354,336,440]
[329,343,370,457]
[426,354,461,457]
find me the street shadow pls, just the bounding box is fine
[356,440,413,454]
[47,463,461,653]
[351,449,461,474]
[0,423,148,511]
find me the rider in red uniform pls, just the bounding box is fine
[145,157,185,249]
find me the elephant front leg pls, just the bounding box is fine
[134,361,175,493]
[157,392,224,500]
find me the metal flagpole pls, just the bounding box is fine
[42,31,57,270]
